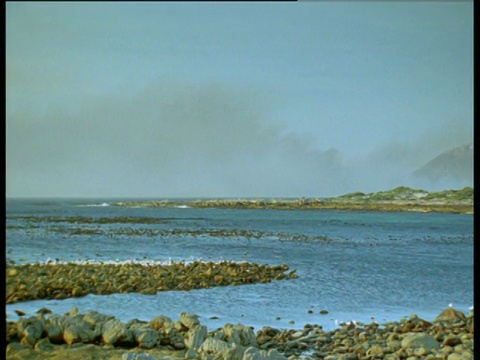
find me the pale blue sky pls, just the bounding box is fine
[6,2,473,198]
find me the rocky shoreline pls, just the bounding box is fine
[6,307,474,360]
[108,187,474,214]
[6,261,297,304]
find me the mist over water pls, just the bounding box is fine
[6,80,473,198]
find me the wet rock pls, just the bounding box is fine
[36,307,53,316]
[14,310,26,317]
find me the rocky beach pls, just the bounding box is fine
[6,261,297,304]
[6,306,474,360]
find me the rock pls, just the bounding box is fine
[17,316,44,346]
[149,315,173,330]
[366,345,383,356]
[102,319,134,346]
[185,325,207,351]
[6,342,36,359]
[45,314,67,343]
[180,312,200,329]
[401,332,440,352]
[243,347,264,360]
[128,323,161,349]
[83,310,115,328]
[224,323,258,347]
[34,337,55,351]
[200,337,231,354]
[65,307,81,316]
[185,348,200,359]
[447,354,464,360]
[413,346,427,357]
[122,353,157,360]
[63,316,97,345]
[265,348,287,360]
[36,307,53,315]
[443,335,462,347]
[242,346,287,360]
[435,308,467,323]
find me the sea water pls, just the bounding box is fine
[5,198,474,331]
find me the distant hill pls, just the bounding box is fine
[412,144,473,184]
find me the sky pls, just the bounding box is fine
[6,2,473,198]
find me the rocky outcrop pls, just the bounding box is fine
[6,261,296,304]
[5,307,474,360]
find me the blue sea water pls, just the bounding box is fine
[5,198,474,331]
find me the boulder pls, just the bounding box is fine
[83,310,115,328]
[17,316,44,346]
[34,337,55,351]
[44,314,67,343]
[122,353,157,360]
[102,319,134,346]
[200,337,231,354]
[185,325,208,351]
[242,347,265,360]
[224,323,258,347]
[222,345,287,360]
[443,335,462,347]
[128,323,160,349]
[180,312,200,329]
[185,348,200,359]
[63,316,97,345]
[435,308,466,323]
[401,332,440,352]
[149,315,173,331]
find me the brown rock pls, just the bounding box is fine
[435,308,466,323]
[102,319,134,346]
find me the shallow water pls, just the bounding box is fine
[6,198,474,331]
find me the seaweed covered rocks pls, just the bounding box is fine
[6,261,297,304]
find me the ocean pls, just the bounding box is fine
[5,198,474,332]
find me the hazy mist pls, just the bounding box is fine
[6,2,473,198]
[6,80,472,198]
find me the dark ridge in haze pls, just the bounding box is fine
[412,144,473,184]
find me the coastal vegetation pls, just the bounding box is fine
[107,187,474,214]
